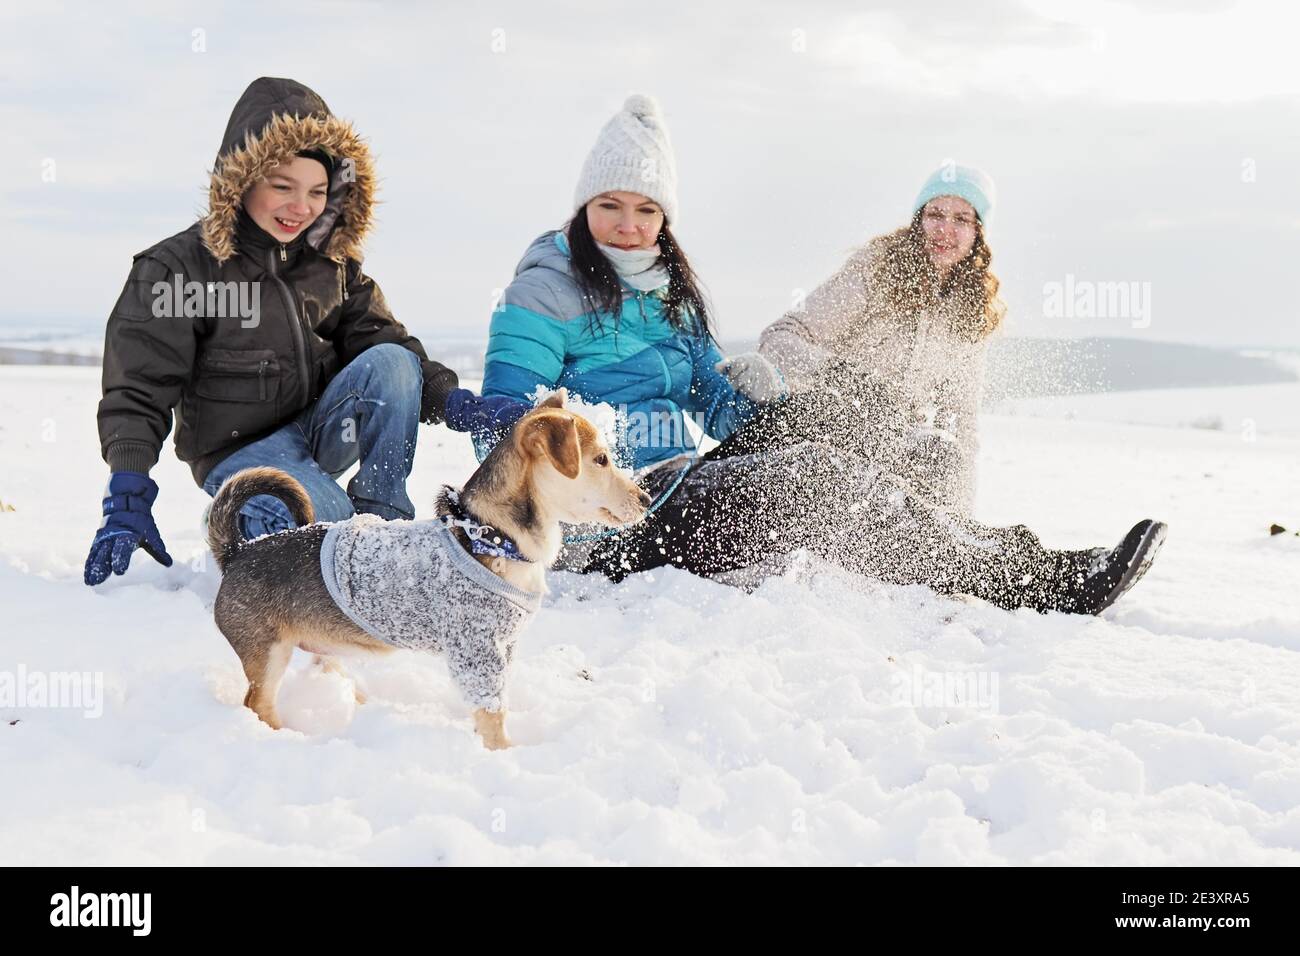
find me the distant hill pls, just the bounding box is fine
[4,325,1297,402]
[981,337,1299,401]
[721,335,1299,401]
[0,346,99,366]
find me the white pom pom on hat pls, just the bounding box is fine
[573,93,680,225]
[622,93,656,113]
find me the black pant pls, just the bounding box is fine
[582,430,1077,612]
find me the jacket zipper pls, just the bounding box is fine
[199,356,274,400]
[201,357,272,372]
[268,246,311,404]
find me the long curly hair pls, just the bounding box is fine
[870,209,1006,342]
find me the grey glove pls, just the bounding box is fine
[715,351,787,403]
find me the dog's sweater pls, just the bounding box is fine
[320,514,543,712]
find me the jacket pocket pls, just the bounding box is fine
[195,348,281,403]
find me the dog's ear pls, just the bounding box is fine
[525,412,581,480]
[539,388,567,410]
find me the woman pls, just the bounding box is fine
[86,77,526,586]
[745,164,1001,514]
[478,94,769,471]
[479,96,1165,614]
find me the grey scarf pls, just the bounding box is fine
[599,242,670,293]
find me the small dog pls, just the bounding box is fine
[207,390,650,749]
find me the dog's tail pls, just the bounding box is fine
[207,467,315,572]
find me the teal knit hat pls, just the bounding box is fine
[912,163,996,226]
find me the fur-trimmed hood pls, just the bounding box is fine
[201,77,376,264]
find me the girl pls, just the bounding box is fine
[478,94,765,471]
[751,164,1000,514]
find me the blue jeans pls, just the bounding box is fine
[202,343,422,538]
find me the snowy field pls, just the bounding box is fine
[995,382,1300,439]
[1,366,1297,865]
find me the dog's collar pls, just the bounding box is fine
[437,487,534,564]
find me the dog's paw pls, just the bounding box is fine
[473,708,511,750]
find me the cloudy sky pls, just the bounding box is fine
[3,0,1297,350]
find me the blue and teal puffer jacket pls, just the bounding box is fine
[480,230,760,469]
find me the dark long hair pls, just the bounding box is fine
[564,208,715,343]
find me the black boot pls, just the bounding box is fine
[1052,519,1168,615]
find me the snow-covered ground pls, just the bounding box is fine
[996,382,1300,438]
[1,366,1297,865]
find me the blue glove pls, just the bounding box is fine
[442,388,531,441]
[84,471,173,586]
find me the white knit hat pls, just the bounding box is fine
[573,94,679,224]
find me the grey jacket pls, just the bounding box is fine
[320,515,542,712]
[758,237,991,514]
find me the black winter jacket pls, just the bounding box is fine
[97,77,458,483]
